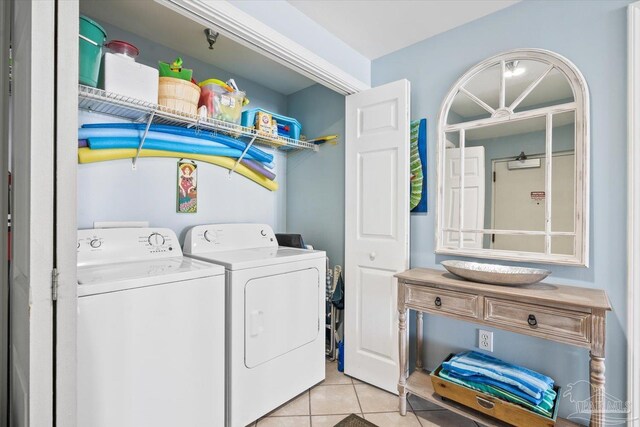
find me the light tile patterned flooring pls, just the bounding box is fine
[248,359,481,427]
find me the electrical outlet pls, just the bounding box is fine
[478,329,493,352]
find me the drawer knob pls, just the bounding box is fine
[434,297,442,307]
[527,314,538,326]
[476,396,495,410]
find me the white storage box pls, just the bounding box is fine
[99,52,159,104]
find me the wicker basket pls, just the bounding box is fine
[158,77,201,116]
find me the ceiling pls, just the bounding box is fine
[81,0,522,95]
[81,0,317,95]
[287,0,520,60]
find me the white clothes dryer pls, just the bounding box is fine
[183,224,326,427]
[77,227,225,427]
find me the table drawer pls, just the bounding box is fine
[484,298,591,344]
[407,285,479,319]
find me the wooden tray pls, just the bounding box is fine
[430,356,560,427]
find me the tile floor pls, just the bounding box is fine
[248,359,481,427]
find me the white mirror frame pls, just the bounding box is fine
[435,49,590,266]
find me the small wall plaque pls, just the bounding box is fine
[177,159,197,213]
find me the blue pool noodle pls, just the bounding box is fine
[80,138,276,179]
[79,128,229,149]
[81,123,274,164]
[87,138,255,160]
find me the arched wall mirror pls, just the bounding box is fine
[436,49,590,266]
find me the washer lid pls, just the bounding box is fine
[77,256,224,296]
[188,246,325,270]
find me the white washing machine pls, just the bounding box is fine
[77,228,226,427]
[183,224,326,427]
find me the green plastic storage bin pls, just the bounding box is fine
[79,16,106,87]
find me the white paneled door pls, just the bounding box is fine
[344,80,410,393]
[9,0,56,426]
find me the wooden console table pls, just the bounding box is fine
[395,268,611,427]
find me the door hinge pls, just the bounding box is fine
[8,46,12,96]
[493,171,496,182]
[52,268,59,301]
[492,234,495,243]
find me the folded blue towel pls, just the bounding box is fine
[439,369,555,416]
[442,351,554,403]
[443,368,554,406]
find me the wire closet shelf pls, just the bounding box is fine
[77,84,318,152]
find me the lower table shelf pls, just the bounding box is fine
[405,370,580,427]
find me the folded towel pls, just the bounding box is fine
[441,368,556,413]
[442,351,554,402]
[444,368,547,406]
[439,369,555,418]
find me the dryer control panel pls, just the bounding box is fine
[77,227,180,267]
[183,223,277,254]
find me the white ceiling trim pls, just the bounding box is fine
[156,0,370,95]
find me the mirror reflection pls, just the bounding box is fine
[463,63,501,110]
[438,51,586,264]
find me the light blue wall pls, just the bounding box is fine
[373,0,630,420]
[286,85,345,267]
[78,19,289,241]
[229,0,370,86]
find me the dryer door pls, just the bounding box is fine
[245,267,320,368]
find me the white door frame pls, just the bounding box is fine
[155,0,369,95]
[51,1,368,425]
[49,0,371,424]
[10,0,56,424]
[0,0,10,424]
[55,0,79,425]
[628,2,640,426]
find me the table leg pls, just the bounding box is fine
[590,309,606,427]
[416,312,424,371]
[589,354,605,427]
[398,308,408,416]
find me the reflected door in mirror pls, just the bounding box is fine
[443,147,485,249]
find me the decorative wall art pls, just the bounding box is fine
[410,118,428,213]
[177,159,198,213]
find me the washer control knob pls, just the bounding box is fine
[148,232,165,247]
[204,230,216,242]
[260,229,267,236]
[90,239,102,249]
[77,241,81,249]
